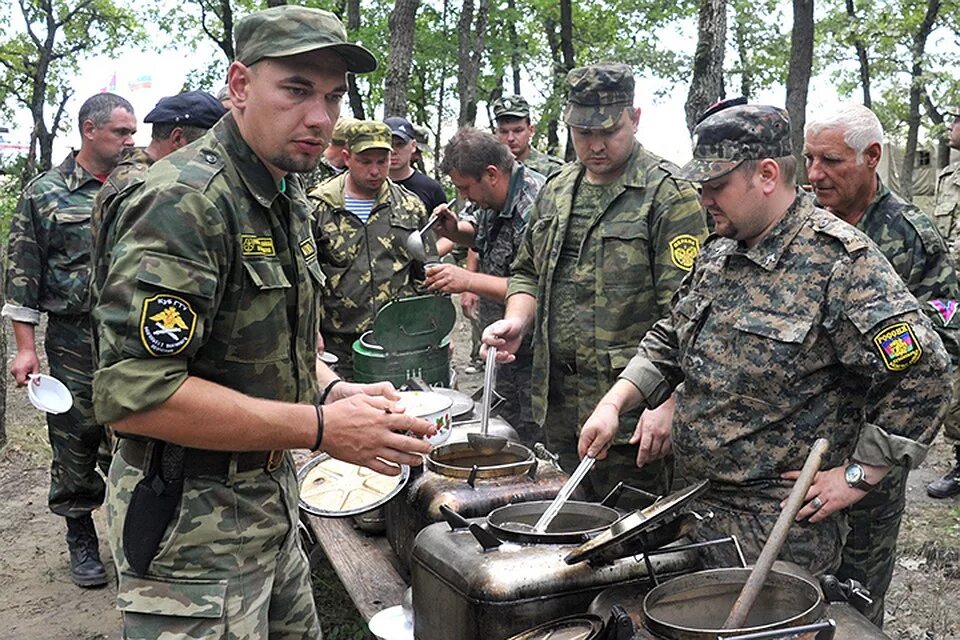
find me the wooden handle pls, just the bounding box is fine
[722,437,830,630]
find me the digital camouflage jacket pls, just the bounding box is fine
[93,114,323,423]
[3,152,102,322]
[507,141,708,439]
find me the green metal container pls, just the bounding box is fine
[352,294,456,387]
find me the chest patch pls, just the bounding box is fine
[140,294,197,357]
[669,234,701,271]
[928,299,958,326]
[873,322,923,371]
[241,234,276,257]
[300,237,317,260]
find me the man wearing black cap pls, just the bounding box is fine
[386,115,447,212]
[91,90,226,304]
[92,7,434,637]
[577,103,952,576]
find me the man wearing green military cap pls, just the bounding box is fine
[492,94,564,178]
[93,6,434,638]
[578,103,952,578]
[484,62,708,503]
[310,120,436,379]
[304,115,355,190]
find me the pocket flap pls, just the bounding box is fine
[600,219,649,240]
[735,310,812,344]
[242,259,291,290]
[117,572,227,619]
[53,206,91,224]
[136,251,218,300]
[606,344,639,371]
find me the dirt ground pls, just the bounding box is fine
[1,309,959,639]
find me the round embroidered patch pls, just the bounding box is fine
[669,234,701,271]
[139,294,197,357]
[873,322,923,371]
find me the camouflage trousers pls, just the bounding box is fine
[106,444,321,639]
[688,497,845,577]
[544,366,671,507]
[495,350,541,447]
[46,314,110,517]
[837,464,907,628]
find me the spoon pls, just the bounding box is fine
[532,453,596,533]
[467,348,508,455]
[405,210,442,261]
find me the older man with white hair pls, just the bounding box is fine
[804,103,960,627]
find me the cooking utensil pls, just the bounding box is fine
[27,373,73,414]
[405,210,443,261]
[533,454,596,533]
[467,348,507,454]
[723,437,830,630]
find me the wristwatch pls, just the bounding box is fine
[844,463,878,491]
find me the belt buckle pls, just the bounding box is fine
[266,449,284,472]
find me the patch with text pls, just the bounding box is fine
[873,322,922,371]
[140,294,197,357]
[241,234,276,257]
[669,234,701,271]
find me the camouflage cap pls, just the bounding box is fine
[945,106,960,119]
[492,95,531,120]
[234,6,377,73]
[346,120,392,154]
[678,104,793,182]
[330,117,358,146]
[563,62,634,130]
[412,124,430,152]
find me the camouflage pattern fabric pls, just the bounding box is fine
[507,141,707,495]
[836,177,960,628]
[563,62,634,130]
[309,173,434,375]
[460,164,544,444]
[618,194,953,573]
[301,157,343,194]
[1,152,109,517]
[934,160,960,266]
[107,445,319,639]
[523,148,564,178]
[93,114,322,636]
[492,94,531,120]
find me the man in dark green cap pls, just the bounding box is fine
[483,62,707,503]
[492,94,564,177]
[93,7,434,637]
[576,103,951,577]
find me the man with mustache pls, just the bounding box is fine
[483,62,707,501]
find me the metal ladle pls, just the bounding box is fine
[532,453,596,533]
[467,348,508,455]
[405,210,442,262]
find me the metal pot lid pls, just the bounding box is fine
[431,387,474,418]
[565,480,708,565]
[371,294,456,352]
[505,614,606,640]
[297,453,409,518]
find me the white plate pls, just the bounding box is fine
[368,604,413,640]
[27,373,73,414]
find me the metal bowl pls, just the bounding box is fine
[486,500,623,544]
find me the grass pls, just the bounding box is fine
[310,552,367,639]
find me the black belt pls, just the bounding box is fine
[119,439,284,477]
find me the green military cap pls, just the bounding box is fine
[563,62,635,130]
[234,6,377,73]
[346,120,392,153]
[331,117,359,146]
[945,106,960,118]
[678,104,793,182]
[492,95,531,120]
[412,124,430,152]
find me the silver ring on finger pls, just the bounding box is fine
[811,496,823,510]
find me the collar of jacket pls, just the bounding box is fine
[59,151,102,192]
[213,114,290,209]
[730,192,814,271]
[310,171,395,209]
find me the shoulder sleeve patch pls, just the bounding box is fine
[873,321,923,371]
[928,299,959,325]
[669,234,701,271]
[140,294,197,357]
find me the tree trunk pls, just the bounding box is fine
[345,0,365,118]
[559,0,575,160]
[456,0,492,126]
[732,8,752,100]
[543,16,562,156]
[845,0,871,108]
[384,0,420,117]
[685,0,727,134]
[507,0,521,94]
[924,93,951,169]
[785,0,814,183]
[901,0,941,201]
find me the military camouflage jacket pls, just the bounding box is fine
[853,177,960,366]
[309,173,434,345]
[935,161,960,262]
[2,152,101,323]
[507,141,708,437]
[93,114,322,424]
[523,147,564,178]
[460,163,544,330]
[620,194,951,514]
[91,147,155,307]
[302,157,344,194]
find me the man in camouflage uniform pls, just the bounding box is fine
[483,63,708,501]
[492,94,564,177]
[426,127,545,444]
[91,90,225,304]
[578,104,953,579]
[804,103,960,626]
[928,105,960,500]
[92,8,434,638]
[309,120,435,379]
[303,115,354,191]
[3,92,136,588]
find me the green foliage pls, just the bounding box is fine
[727,0,790,98]
[0,155,25,245]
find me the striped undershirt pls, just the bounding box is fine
[344,195,375,223]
